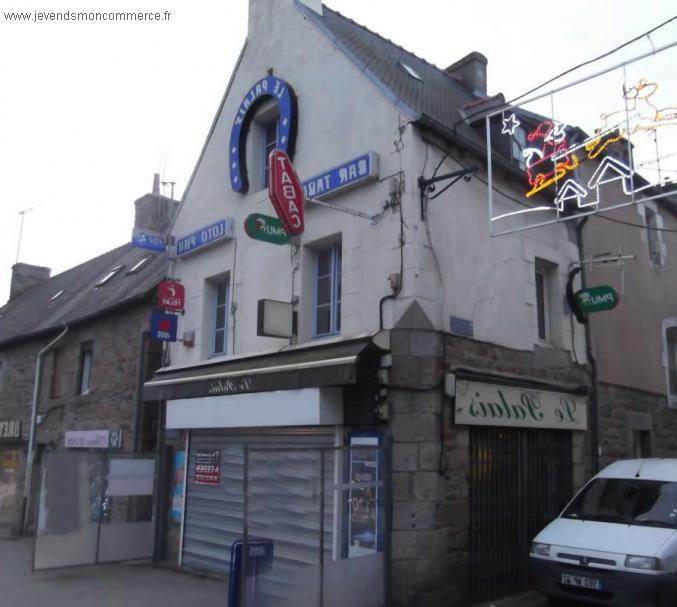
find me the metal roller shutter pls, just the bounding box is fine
[182,428,336,576]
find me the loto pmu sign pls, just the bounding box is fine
[268,150,304,236]
[157,281,185,312]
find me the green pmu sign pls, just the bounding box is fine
[244,213,289,245]
[574,285,619,313]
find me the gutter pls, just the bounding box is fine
[21,323,69,535]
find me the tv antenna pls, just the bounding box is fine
[15,206,36,264]
[161,180,176,200]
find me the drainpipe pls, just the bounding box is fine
[575,218,601,474]
[21,323,69,535]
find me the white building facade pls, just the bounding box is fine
[145,2,591,604]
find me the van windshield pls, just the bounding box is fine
[563,478,677,528]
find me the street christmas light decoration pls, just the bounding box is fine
[486,38,677,237]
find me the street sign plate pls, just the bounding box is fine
[132,230,166,252]
[157,281,185,312]
[244,213,289,245]
[150,311,178,342]
[268,150,304,235]
[575,285,619,313]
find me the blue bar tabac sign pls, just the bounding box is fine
[302,152,379,200]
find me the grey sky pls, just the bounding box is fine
[1,0,676,303]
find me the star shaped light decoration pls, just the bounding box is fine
[501,113,521,136]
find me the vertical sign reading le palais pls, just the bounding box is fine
[455,380,587,430]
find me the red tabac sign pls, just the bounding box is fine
[268,149,304,235]
[157,281,185,312]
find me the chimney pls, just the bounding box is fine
[133,192,178,236]
[152,173,161,195]
[445,52,488,98]
[10,263,51,300]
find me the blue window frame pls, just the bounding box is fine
[212,279,229,356]
[262,119,278,189]
[313,243,341,338]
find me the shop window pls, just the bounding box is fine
[345,433,383,558]
[314,242,341,338]
[77,341,93,395]
[665,321,677,408]
[50,348,64,399]
[645,207,663,266]
[633,430,652,458]
[210,277,230,356]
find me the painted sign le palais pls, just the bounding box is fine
[455,380,587,431]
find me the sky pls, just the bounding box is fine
[1,0,676,303]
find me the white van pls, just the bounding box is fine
[530,459,677,606]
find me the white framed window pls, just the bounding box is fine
[664,318,677,409]
[78,341,93,395]
[314,242,342,338]
[535,258,559,344]
[95,265,123,287]
[211,278,230,356]
[645,206,663,267]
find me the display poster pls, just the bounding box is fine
[194,449,220,486]
[171,450,186,523]
[348,435,381,557]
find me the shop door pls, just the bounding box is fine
[0,449,21,528]
[469,427,573,602]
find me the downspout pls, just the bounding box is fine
[575,218,601,474]
[21,323,69,535]
[132,330,149,453]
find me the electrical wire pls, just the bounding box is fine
[456,14,677,130]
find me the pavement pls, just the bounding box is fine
[473,590,549,607]
[0,537,226,607]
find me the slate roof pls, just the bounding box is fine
[298,2,502,151]
[0,245,167,347]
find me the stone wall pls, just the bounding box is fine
[0,301,161,534]
[598,382,677,468]
[387,328,590,606]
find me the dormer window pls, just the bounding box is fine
[95,265,123,287]
[399,61,422,82]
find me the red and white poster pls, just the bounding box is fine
[194,449,221,486]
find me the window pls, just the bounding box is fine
[534,259,558,344]
[78,341,93,395]
[399,61,422,82]
[127,257,150,275]
[645,207,663,266]
[50,289,65,302]
[212,279,230,356]
[535,267,549,342]
[511,126,527,170]
[262,119,278,189]
[314,243,342,337]
[50,348,64,398]
[95,265,123,287]
[665,321,677,408]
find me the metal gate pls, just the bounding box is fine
[182,429,336,576]
[469,427,573,602]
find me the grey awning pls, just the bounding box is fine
[144,334,386,401]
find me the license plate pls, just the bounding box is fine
[561,573,602,590]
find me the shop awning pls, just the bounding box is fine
[143,333,387,401]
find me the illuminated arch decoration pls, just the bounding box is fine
[229,76,298,193]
